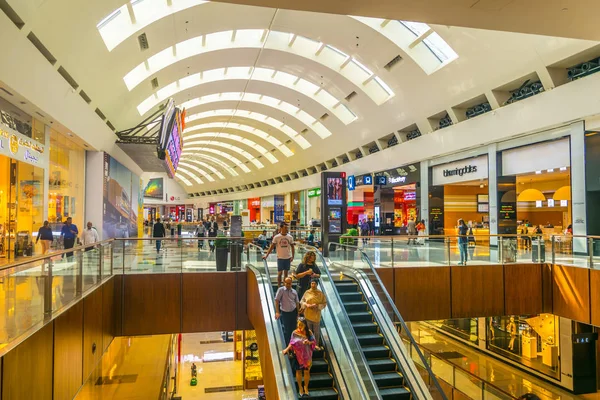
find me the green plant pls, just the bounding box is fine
[339,228,359,245]
[215,232,229,249]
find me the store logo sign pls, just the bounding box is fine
[308,188,321,198]
[23,149,39,164]
[348,175,356,191]
[170,196,181,201]
[9,134,18,155]
[388,176,406,184]
[443,165,478,177]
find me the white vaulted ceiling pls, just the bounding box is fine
[3,0,599,193]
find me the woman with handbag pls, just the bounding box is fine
[282,317,316,398]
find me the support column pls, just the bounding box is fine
[488,144,498,246]
[570,122,587,254]
[420,161,429,234]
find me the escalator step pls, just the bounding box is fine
[311,359,330,373]
[368,358,397,373]
[339,292,363,302]
[305,372,334,389]
[361,345,390,359]
[347,312,373,323]
[379,387,411,399]
[374,372,405,388]
[356,333,384,346]
[351,322,379,334]
[303,388,339,400]
[333,282,359,292]
[312,348,325,359]
[343,301,369,312]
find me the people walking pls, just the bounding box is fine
[275,277,300,346]
[36,221,54,255]
[407,217,417,245]
[153,218,166,253]
[416,219,426,245]
[300,278,327,350]
[282,317,316,398]
[81,221,100,250]
[457,219,469,265]
[263,223,295,287]
[196,221,206,250]
[293,251,321,302]
[60,217,79,259]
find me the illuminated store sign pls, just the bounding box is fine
[308,188,321,198]
[432,155,488,186]
[388,176,406,184]
[0,125,47,167]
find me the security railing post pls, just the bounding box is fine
[110,242,114,276]
[44,258,53,315]
[537,236,542,263]
[551,235,556,265]
[391,238,394,267]
[589,237,594,268]
[76,250,83,295]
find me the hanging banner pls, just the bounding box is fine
[274,194,285,223]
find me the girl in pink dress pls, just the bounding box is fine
[282,318,316,397]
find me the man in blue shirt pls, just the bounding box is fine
[61,217,79,258]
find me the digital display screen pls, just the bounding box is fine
[478,203,489,213]
[328,207,341,233]
[164,112,183,178]
[327,177,343,205]
[374,206,380,228]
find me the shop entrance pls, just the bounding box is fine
[442,178,490,240]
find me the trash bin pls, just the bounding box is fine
[230,240,243,271]
[532,240,546,262]
[500,238,517,263]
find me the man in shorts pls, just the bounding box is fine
[263,223,295,287]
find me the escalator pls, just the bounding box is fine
[334,277,411,399]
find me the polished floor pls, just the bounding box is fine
[75,335,172,400]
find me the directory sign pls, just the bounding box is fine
[375,176,387,185]
[348,175,356,191]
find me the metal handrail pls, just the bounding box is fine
[333,242,518,399]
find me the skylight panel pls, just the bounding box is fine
[184,154,238,177]
[185,141,265,169]
[400,21,430,37]
[181,159,226,179]
[178,161,216,182]
[175,173,193,186]
[423,32,458,63]
[183,148,251,173]
[184,132,277,164]
[177,167,204,184]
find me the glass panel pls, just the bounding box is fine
[454,368,483,400]
[82,247,101,291]
[16,161,44,258]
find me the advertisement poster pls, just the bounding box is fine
[327,177,343,205]
[274,194,285,223]
[328,208,342,233]
[102,153,140,240]
[19,180,41,207]
[143,177,164,199]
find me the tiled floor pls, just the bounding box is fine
[176,332,259,399]
[410,322,598,400]
[75,335,172,400]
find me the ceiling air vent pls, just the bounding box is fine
[57,66,79,90]
[384,55,403,71]
[95,108,106,120]
[79,90,92,104]
[35,111,45,118]
[368,145,379,154]
[387,135,398,148]
[138,33,149,51]
[0,1,25,29]
[0,87,14,96]
[302,171,308,177]
[406,129,422,141]
[331,160,338,167]
[345,91,357,101]
[27,32,57,65]
[106,121,115,131]
[320,113,329,121]
[151,78,159,89]
[355,151,363,160]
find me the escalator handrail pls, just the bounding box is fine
[246,245,298,399]
[302,245,382,400]
[329,242,447,400]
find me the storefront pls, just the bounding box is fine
[429,155,489,238]
[307,187,321,225]
[260,196,274,223]
[498,138,571,240]
[48,129,85,235]
[347,174,374,227]
[374,164,420,235]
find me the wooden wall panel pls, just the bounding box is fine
[542,263,553,313]
[83,284,104,381]
[122,274,181,335]
[54,301,84,400]
[591,269,600,327]
[182,273,237,332]
[552,265,590,323]
[2,322,53,400]
[395,267,451,321]
[113,274,123,336]
[504,264,543,316]
[236,272,253,330]
[451,265,504,318]
[375,268,395,300]
[102,278,116,352]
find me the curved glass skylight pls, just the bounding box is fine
[180,159,226,180]
[124,29,393,105]
[180,92,333,138]
[97,0,209,51]
[182,153,238,177]
[137,66,356,124]
[184,122,293,157]
[351,16,458,74]
[181,147,251,173]
[184,141,264,169]
[185,109,311,150]
[177,161,216,182]
[174,173,193,186]
[177,167,204,184]
[184,132,278,164]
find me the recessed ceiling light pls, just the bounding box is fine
[560,167,567,171]
[547,169,554,173]
[535,170,542,174]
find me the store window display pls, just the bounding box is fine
[47,130,85,241]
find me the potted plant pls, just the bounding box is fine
[215,233,229,271]
[339,228,359,261]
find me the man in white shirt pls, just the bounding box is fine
[263,223,295,287]
[82,221,100,250]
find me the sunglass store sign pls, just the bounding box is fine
[432,155,488,186]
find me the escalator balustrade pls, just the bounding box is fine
[334,278,412,400]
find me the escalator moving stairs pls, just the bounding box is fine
[271,283,339,400]
[333,277,412,400]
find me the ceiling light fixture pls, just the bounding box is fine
[535,170,542,174]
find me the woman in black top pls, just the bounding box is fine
[293,251,321,302]
[36,221,54,254]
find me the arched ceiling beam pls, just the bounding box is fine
[181,147,252,173]
[137,67,356,124]
[182,140,265,169]
[183,153,238,177]
[174,173,193,187]
[124,29,393,105]
[185,109,311,149]
[184,122,293,157]
[178,161,216,182]
[177,167,204,185]
[180,159,226,180]
[180,92,333,137]
[184,132,278,164]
